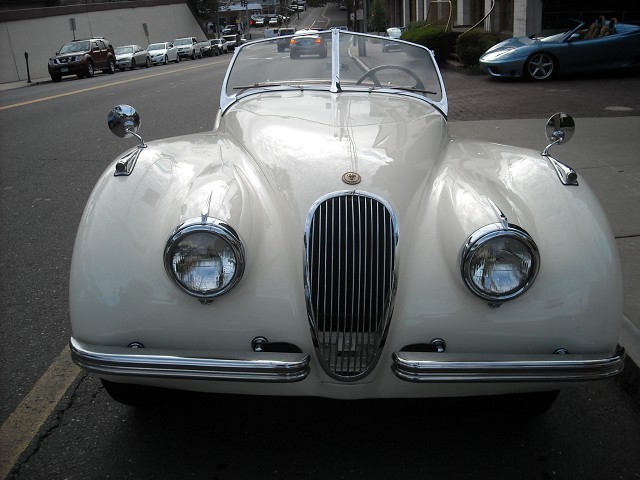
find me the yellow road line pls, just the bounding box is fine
[0,61,222,111]
[0,345,81,479]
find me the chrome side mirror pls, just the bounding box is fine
[544,112,574,153]
[541,113,578,186]
[108,105,146,177]
[108,104,146,148]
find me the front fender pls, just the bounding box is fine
[70,132,309,351]
[391,138,622,355]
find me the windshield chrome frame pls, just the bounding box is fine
[220,29,448,117]
[562,19,585,42]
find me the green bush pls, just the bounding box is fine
[456,30,502,68]
[401,26,456,64]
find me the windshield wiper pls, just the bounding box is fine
[233,80,332,93]
[365,85,437,95]
[233,82,283,92]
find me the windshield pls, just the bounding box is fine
[115,46,133,55]
[147,43,165,51]
[532,19,582,42]
[223,30,445,113]
[174,39,191,45]
[59,41,90,54]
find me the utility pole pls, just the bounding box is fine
[241,0,251,38]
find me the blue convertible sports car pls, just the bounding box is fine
[479,18,640,80]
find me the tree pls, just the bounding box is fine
[368,0,386,32]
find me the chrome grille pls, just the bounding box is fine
[304,192,398,380]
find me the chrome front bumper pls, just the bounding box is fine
[70,337,311,383]
[391,347,625,383]
[71,337,625,385]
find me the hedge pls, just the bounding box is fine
[401,25,456,64]
[455,30,502,68]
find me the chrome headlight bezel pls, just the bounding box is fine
[164,217,245,300]
[460,223,539,302]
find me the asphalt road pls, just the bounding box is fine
[1,11,640,480]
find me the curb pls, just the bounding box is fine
[0,77,50,91]
[618,316,640,407]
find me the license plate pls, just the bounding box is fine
[61,67,68,73]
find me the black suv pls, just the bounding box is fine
[48,38,116,82]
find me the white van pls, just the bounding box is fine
[264,27,279,39]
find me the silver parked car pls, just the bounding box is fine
[210,38,229,55]
[115,45,150,70]
[147,42,180,65]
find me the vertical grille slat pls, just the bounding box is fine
[305,192,398,381]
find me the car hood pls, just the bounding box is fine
[96,91,451,256]
[485,36,537,54]
[218,91,450,223]
[52,51,89,60]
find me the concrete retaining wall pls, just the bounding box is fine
[0,1,205,83]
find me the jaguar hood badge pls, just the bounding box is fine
[342,172,361,185]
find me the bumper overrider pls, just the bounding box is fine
[70,337,625,384]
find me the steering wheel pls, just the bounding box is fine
[355,65,426,90]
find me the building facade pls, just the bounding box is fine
[386,0,541,36]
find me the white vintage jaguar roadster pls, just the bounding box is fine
[70,29,625,412]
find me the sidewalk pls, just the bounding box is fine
[0,76,51,92]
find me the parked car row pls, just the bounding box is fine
[251,14,289,28]
[47,35,230,82]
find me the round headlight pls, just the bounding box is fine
[461,223,539,302]
[164,218,245,300]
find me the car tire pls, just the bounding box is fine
[101,379,168,407]
[130,58,136,70]
[50,74,61,82]
[175,54,180,63]
[278,45,284,52]
[191,51,196,60]
[525,52,556,81]
[103,58,115,74]
[164,55,168,65]
[86,61,94,78]
[145,57,150,68]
